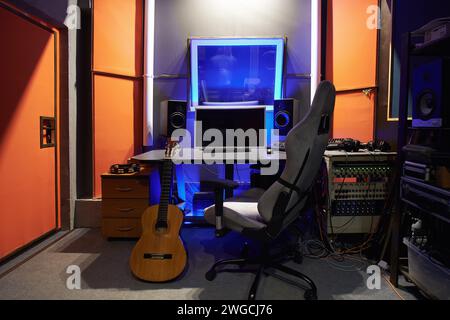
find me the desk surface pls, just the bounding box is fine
[132,149,397,163]
[132,148,287,164]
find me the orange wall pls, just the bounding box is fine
[0,2,59,259]
[327,0,378,142]
[92,0,144,197]
[93,0,143,77]
[332,92,376,142]
[93,75,143,197]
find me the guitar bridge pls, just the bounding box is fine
[143,253,173,260]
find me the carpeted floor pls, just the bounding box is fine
[0,228,419,300]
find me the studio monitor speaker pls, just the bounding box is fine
[274,99,300,136]
[412,58,450,128]
[161,100,187,137]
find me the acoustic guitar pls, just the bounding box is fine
[130,141,187,282]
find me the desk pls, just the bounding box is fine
[132,148,286,199]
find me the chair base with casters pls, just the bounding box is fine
[202,179,319,300]
[205,240,318,300]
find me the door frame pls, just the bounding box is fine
[0,1,69,262]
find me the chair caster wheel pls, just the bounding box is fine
[304,290,318,301]
[205,270,217,281]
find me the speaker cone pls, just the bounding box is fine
[417,91,436,119]
[275,111,291,129]
[170,112,186,129]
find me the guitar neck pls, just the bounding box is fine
[158,159,173,223]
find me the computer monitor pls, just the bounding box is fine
[189,38,285,111]
[195,106,267,149]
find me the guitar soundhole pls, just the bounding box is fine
[155,221,168,232]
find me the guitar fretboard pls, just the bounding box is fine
[157,159,173,224]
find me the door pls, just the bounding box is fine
[0,5,58,260]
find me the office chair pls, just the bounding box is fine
[202,81,336,300]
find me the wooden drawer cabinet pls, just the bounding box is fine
[102,199,148,218]
[102,218,142,238]
[101,171,154,238]
[102,175,149,199]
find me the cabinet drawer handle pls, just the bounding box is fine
[118,208,135,213]
[116,227,134,232]
[115,187,133,192]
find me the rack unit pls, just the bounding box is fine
[389,31,450,299]
[324,151,396,234]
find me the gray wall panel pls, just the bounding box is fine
[153,0,312,139]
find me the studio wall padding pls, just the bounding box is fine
[333,93,375,142]
[0,3,58,259]
[327,0,378,142]
[93,75,142,198]
[92,0,144,197]
[93,0,143,76]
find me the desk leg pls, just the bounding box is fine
[225,164,234,199]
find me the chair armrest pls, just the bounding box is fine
[250,163,273,170]
[201,178,239,190]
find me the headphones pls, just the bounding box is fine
[327,138,361,152]
[363,140,391,152]
[110,163,140,174]
[328,139,391,153]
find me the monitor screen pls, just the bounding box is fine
[190,38,285,111]
[195,106,266,149]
